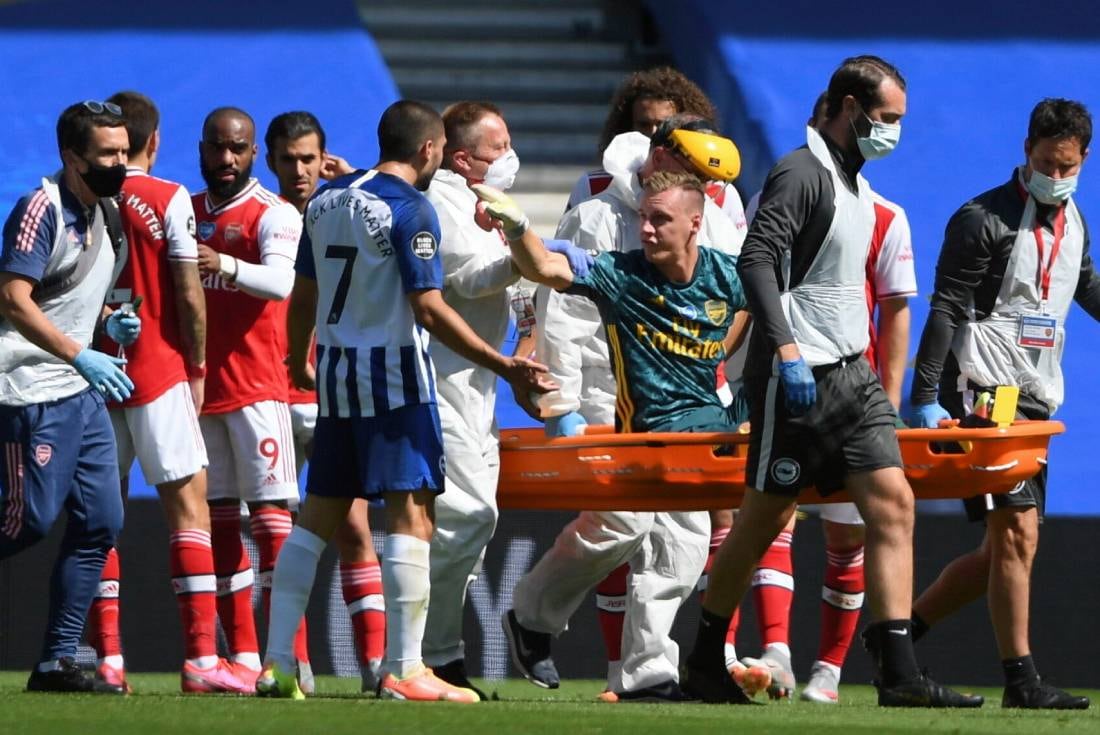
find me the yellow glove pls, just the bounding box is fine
[470,183,530,240]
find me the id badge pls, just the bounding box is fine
[1017,315,1057,349]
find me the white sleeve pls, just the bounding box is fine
[700,200,745,256]
[534,203,613,416]
[164,185,198,261]
[874,205,918,300]
[221,202,301,300]
[437,206,518,299]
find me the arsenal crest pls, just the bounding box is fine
[225,223,243,242]
[704,299,728,326]
[34,444,52,466]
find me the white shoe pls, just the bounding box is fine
[800,661,840,704]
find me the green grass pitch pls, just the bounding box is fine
[0,673,1096,734]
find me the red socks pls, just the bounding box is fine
[752,530,794,649]
[87,547,122,661]
[595,563,629,663]
[210,504,259,661]
[340,560,385,665]
[169,529,218,661]
[249,507,309,664]
[818,543,865,667]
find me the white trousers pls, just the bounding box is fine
[512,508,709,692]
[422,399,501,667]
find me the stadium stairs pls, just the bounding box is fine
[357,0,667,234]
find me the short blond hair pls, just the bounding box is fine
[643,170,706,209]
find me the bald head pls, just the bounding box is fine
[203,106,255,142]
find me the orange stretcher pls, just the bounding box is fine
[496,421,1064,511]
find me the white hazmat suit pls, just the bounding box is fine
[422,167,522,668]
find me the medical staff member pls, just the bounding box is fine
[421,101,588,698]
[0,100,138,693]
[680,55,979,708]
[909,98,1096,711]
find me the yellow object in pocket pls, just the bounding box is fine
[992,386,1020,428]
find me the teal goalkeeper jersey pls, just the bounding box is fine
[566,246,748,432]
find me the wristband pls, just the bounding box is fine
[187,362,207,379]
[218,255,240,283]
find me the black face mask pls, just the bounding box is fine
[80,159,127,198]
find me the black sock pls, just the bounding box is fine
[1002,655,1038,688]
[688,608,732,670]
[866,619,921,687]
[910,612,930,642]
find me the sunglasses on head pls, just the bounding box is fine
[82,100,122,117]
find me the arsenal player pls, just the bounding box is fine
[192,107,308,691]
[91,91,250,693]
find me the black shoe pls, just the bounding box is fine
[680,660,756,704]
[26,657,126,694]
[876,673,984,708]
[433,658,488,701]
[616,679,692,703]
[1003,679,1090,710]
[502,610,559,689]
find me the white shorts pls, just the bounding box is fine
[201,400,299,503]
[111,380,208,486]
[289,402,317,474]
[815,502,865,526]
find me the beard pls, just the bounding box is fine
[201,158,253,200]
[413,162,440,192]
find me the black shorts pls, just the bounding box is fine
[745,356,902,496]
[942,384,1050,522]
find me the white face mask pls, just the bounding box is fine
[1027,169,1078,205]
[483,148,520,191]
[851,109,901,161]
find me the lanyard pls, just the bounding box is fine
[1016,178,1067,302]
[1033,206,1065,301]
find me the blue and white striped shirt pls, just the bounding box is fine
[297,170,443,418]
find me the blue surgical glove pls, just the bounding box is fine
[73,348,134,402]
[105,310,141,346]
[544,239,594,278]
[910,402,952,429]
[545,411,587,437]
[778,357,816,416]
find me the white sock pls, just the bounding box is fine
[765,642,791,659]
[266,526,326,671]
[186,655,218,670]
[37,659,62,673]
[232,652,262,671]
[98,654,125,669]
[724,641,739,670]
[382,533,431,678]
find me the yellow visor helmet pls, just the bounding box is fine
[667,129,741,182]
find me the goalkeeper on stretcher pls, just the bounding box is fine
[473,169,752,701]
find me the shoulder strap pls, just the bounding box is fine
[98,196,125,257]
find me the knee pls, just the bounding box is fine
[463,503,498,543]
[988,509,1038,562]
[335,526,374,562]
[865,482,914,535]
